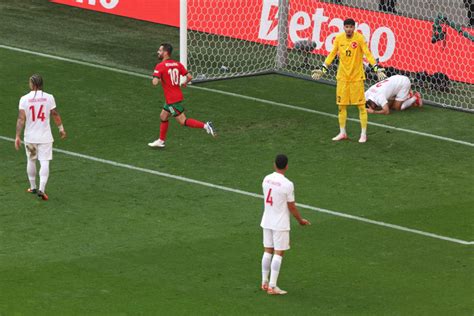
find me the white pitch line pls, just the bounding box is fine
[1,44,473,148]
[1,136,472,245]
[191,86,474,147]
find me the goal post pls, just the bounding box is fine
[180,0,474,112]
[275,0,289,70]
[179,0,188,69]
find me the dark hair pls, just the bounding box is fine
[343,18,356,26]
[30,74,43,90]
[275,154,288,170]
[366,99,378,110]
[160,43,173,56]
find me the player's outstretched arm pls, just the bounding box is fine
[15,110,26,150]
[51,109,67,139]
[312,37,338,80]
[288,202,311,225]
[361,39,387,81]
[324,36,339,67]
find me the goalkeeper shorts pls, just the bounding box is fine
[336,80,365,106]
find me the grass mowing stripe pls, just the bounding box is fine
[0,44,149,80]
[1,44,473,148]
[1,135,471,245]
[192,86,474,148]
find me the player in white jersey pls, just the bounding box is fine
[365,75,423,115]
[260,154,310,295]
[15,74,66,200]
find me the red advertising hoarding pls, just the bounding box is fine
[51,0,473,84]
[50,0,179,27]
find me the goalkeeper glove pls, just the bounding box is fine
[312,64,328,80]
[372,64,387,81]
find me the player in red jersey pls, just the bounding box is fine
[148,43,216,148]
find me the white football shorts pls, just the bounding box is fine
[25,142,53,161]
[263,228,290,251]
[395,76,412,101]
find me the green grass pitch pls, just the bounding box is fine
[0,1,473,314]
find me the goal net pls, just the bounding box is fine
[183,0,474,112]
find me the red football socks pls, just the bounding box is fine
[160,120,169,140]
[185,118,205,129]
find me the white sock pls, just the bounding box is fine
[261,252,272,284]
[401,97,416,110]
[361,128,367,137]
[39,160,50,192]
[269,254,283,288]
[340,127,346,135]
[27,159,37,189]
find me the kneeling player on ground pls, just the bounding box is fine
[148,43,216,148]
[365,75,423,115]
[15,74,67,201]
[260,154,311,295]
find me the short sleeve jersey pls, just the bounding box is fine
[260,172,295,231]
[153,59,188,105]
[365,75,411,108]
[19,90,56,144]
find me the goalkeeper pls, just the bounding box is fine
[312,18,386,143]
